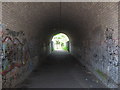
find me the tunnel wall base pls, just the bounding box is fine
[71,33,119,88]
[71,26,119,88]
[72,47,119,88]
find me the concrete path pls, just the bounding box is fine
[19,51,106,88]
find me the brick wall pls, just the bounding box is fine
[1,2,56,88]
[67,2,119,88]
[1,2,119,88]
[118,2,120,87]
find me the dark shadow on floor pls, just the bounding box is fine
[18,51,106,88]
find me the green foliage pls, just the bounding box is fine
[52,33,69,51]
[52,47,54,51]
[96,69,107,80]
[62,46,68,51]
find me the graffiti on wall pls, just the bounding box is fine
[72,27,119,87]
[105,28,118,67]
[0,28,33,88]
[103,28,119,83]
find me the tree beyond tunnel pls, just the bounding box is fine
[51,33,69,51]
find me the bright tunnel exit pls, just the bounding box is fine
[51,33,69,51]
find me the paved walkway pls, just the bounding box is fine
[19,51,106,88]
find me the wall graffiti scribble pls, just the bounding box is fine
[72,27,119,88]
[105,28,118,66]
[0,28,33,88]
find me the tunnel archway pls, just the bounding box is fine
[50,33,70,52]
[1,2,119,88]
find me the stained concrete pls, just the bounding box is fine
[18,51,105,88]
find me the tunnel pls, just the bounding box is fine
[0,1,120,88]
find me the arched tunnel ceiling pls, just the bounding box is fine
[2,2,118,43]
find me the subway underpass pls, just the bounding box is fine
[18,51,105,88]
[0,1,120,89]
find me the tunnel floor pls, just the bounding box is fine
[18,51,106,88]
